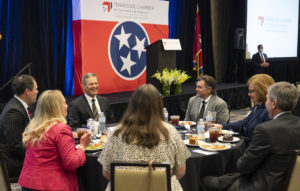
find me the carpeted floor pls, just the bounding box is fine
[229,107,250,122]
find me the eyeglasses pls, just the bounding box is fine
[248,89,256,93]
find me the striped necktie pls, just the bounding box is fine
[91,99,99,120]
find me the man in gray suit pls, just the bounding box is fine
[0,75,38,178]
[184,75,229,123]
[203,82,300,191]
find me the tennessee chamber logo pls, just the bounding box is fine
[108,21,149,80]
[258,16,264,27]
[102,1,112,12]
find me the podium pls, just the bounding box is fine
[145,39,181,90]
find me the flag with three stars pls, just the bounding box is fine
[72,0,169,95]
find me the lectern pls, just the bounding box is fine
[145,39,181,90]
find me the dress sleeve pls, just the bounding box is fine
[171,127,191,169]
[56,124,86,170]
[98,133,115,173]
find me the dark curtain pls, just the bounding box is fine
[0,0,73,103]
[169,0,215,82]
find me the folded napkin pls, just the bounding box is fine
[192,149,217,155]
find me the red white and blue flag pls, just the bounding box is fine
[193,5,203,78]
[72,0,169,95]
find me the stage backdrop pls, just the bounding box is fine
[72,0,169,95]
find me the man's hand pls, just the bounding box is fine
[261,62,269,68]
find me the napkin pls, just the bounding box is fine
[192,149,217,155]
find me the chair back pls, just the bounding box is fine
[111,162,171,191]
[287,150,300,191]
[0,152,12,191]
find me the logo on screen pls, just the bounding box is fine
[102,2,112,12]
[108,21,149,80]
[258,16,264,27]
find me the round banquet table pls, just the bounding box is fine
[77,138,245,191]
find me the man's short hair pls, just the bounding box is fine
[82,73,97,86]
[268,82,298,111]
[257,44,263,50]
[197,75,216,95]
[12,75,35,96]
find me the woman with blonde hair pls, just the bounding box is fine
[215,74,275,145]
[18,90,91,191]
[98,84,191,191]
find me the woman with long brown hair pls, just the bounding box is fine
[98,84,190,191]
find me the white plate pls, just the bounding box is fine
[179,121,196,126]
[199,143,231,151]
[183,139,200,147]
[218,136,240,143]
[76,142,103,153]
[220,130,235,135]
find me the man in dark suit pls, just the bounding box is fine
[68,73,114,130]
[0,75,38,178]
[203,81,300,191]
[252,44,269,74]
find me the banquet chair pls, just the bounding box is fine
[286,150,300,191]
[111,161,171,191]
[0,152,12,191]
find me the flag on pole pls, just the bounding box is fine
[193,5,203,79]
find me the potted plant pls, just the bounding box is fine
[152,68,174,96]
[172,69,191,95]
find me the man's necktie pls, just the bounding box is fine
[27,107,32,119]
[260,54,265,63]
[92,99,99,120]
[198,101,206,120]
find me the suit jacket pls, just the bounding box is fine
[0,97,30,178]
[252,52,268,74]
[67,95,114,130]
[233,112,300,191]
[184,95,229,123]
[18,123,86,191]
[223,104,270,146]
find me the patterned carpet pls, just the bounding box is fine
[229,107,250,122]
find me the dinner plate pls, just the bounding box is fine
[183,139,200,147]
[220,130,234,135]
[199,143,231,151]
[76,142,103,153]
[179,121,196,126]
[218,136,240,143]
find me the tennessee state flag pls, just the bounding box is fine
[72,0,169,95]
[193,5,203,78]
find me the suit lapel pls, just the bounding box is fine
[96,96,103,112]
[13,97,30,122]
[82,95,93,116]
[203,95,215,118]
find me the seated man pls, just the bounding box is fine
[184,75,229,123]
[68,73,114,130]
[203,82,300,191]
[0,75,38,178]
